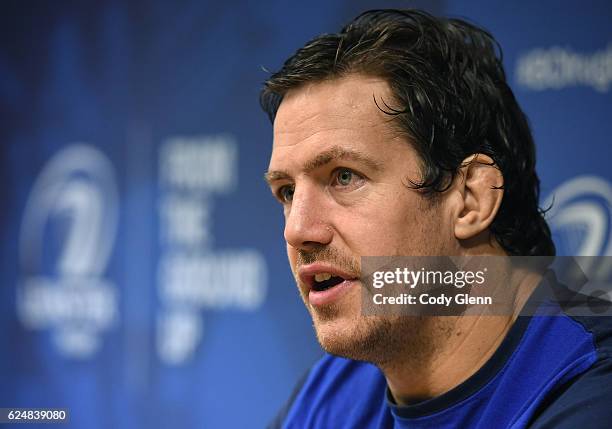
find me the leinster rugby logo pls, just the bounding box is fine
[17,144,119,358]
[544,175,612,257]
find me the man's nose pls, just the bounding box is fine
[284,184,333,251]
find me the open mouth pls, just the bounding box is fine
[311,273,346,292]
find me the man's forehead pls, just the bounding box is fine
[273,74,394,136]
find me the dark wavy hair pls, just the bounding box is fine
[260,9,555,257]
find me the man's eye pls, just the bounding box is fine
[337,169,353,186]
[334,168,361,187]
[278,185,294,203]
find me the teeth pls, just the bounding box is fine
[314,273,333,282]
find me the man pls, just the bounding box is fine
[261,9,612,428]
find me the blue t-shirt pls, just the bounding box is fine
[270,275,612,428]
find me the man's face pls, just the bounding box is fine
[266,74,457,362]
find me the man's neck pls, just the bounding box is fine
[384,269,541,406]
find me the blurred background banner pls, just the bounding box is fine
[0,0,610,427]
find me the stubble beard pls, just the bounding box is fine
[310,301,450,371]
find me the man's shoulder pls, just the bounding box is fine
[524,314,612,428]
[569,314,612,353]
[528,355,612,428]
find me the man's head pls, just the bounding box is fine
[262,9,554,364]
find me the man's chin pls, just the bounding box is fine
[312,313,444,367]
[311,314,390,363]
[313,320,363,360]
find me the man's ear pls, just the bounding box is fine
[454,154,504,240]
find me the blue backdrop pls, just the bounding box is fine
[1,1,610,428]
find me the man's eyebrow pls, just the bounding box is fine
[265,146,382,185]
[303,146,382,173]
[264,170,291,184]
